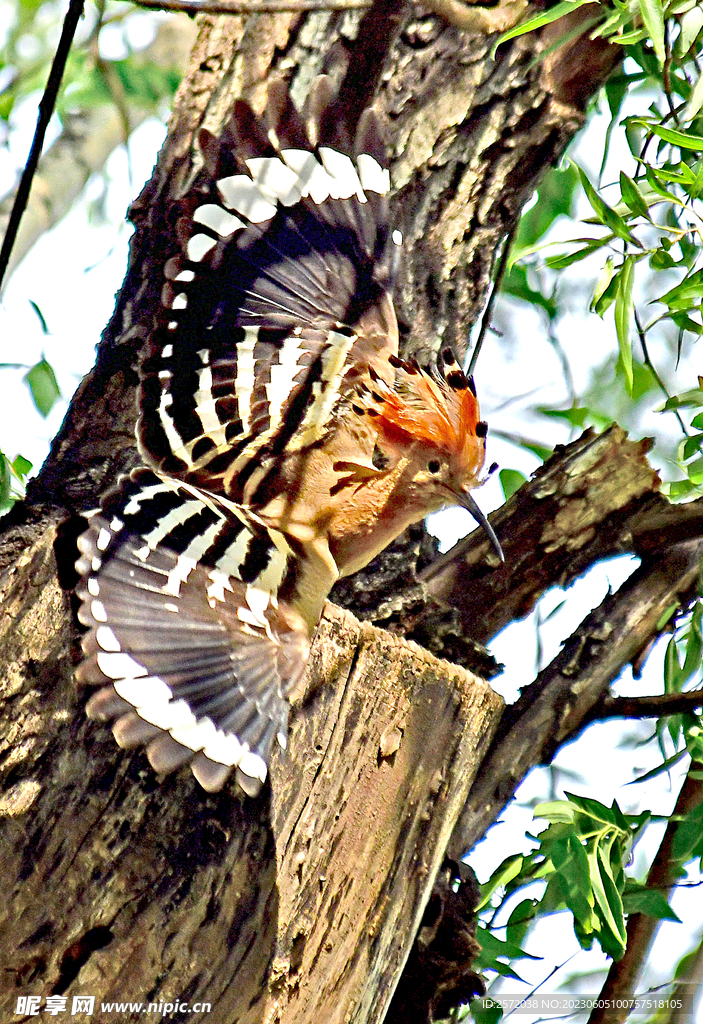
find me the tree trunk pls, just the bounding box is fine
[0,527,500,1022]
[2,3,689,1022]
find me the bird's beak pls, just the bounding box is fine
[460,492,504,562]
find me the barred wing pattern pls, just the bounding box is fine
[137,78,401,503]
[75,469,318,795]
[76,81,404,795]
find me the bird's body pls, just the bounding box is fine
[75,78,499,795]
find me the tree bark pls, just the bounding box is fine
[0,529,501,1023]
[1,2,689,1021]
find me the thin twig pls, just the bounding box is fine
[0,0,85,294]
[467,220,517,377]
[669,929,703,1024]
[662,20,679,126]
[586,688,703,722]
[130,0,370,12]
[634,307,689,437]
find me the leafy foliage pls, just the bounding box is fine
[474,794,683,978]
[472,1,703,1015]
[0,0,182,134]
[0,450,31,513]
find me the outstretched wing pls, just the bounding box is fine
[74,468,326,795]
[137,78,400,501]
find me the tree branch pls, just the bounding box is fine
[586,690,703,723]
[0,0,85,293]
[0,17,196,283]
[449,539,703,859]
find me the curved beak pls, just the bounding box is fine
[460,492,504,563]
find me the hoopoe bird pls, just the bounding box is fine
[75,78,502,797]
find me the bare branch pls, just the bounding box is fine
[586,689,703,722]
[467,220,517,377]
[0,0,85,294]
[0,17,196,282]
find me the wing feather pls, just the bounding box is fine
[137,79,399,498]
[76,469,315,795]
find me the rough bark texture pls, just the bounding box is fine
[0,534,500,1023]
[2,2,694,1022]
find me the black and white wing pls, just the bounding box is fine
[74,469,319,795]
[137,77,401,500]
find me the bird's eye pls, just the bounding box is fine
[428,459,441,474]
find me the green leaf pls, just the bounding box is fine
[499,469,527,501]
[11,454,32,478]
[553,833,595,933]
[471,997,504,1024]
[522,441,553,462]
[682,434,703,460]
[515,164,579,249]
[539,405,614,431]
[669,313,703,335]
[678,5,703,57]
[575,164,637,244]
[534,800,575,824]
[665,636,684,692]
[589,845,627,959]
[491,0,598,57]
[24,359,60,418]
[657,603,680,630]
[505,899,536,947]
[591,256,618,316]
[649,248,679,270]
[637,0,665,65]
[622,883,680,921]
[614,255,635,394]
[473,925,539,980]
[643,165,682,204]
[685,73,703,123]
[683,719,703,762]
[477,854,524,910]
[600,76,630,178]
[673,801,703,862]
[502,264,557,320]
[632,119,703,151]
[0,453,11,510]
[545,238,611,269]
[661,387,703,410]
[657,270,703,310]
[28,299,49,334]
[629,748,688,784]
[475,925,541,963]
[565,792,621,828]
[619,172,650,218]
[681,604,703,681]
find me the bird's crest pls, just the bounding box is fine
[357,349,485,462]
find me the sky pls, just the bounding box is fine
[1,15,702,1017]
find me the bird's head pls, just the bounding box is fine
[358,349,503,560]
